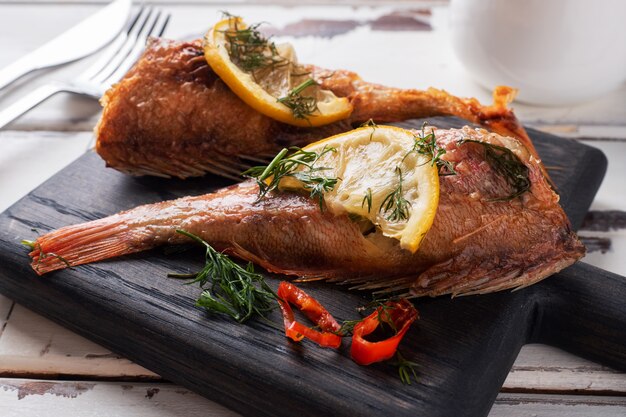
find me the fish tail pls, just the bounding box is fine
[28,216,137,275]
[347,82,536,157]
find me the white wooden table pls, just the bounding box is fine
[1,1,625,416]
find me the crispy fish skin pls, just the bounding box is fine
[95,38,350,179]
[96,38,536,179]
[31,127,584,297]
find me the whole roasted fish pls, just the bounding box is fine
[95,38,537,180]
[29,127,584,297]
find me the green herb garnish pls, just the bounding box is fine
[336,318,359,336]
[335,298,393,336]
[277,78,319,121]
[221,13,288,73]
[21,239,36,250]
[393,351,419,385]
[169,230,277,323]
[360,119,378,141]
[459,139,531,201]
[243,146,338,210]
[380,167,411,222]
[22,239,71,271]
[405,123,456,176]
[361,188,373,213]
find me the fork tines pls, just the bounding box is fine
[78,5,171,90]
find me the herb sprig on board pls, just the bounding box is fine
[168,235,419,383]
[393,351,419,385]
[169,230,277,323]
[243,146,338,210]
[336,300,419,385]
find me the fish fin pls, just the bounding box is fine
[227,242,420,296]
[28,217,135,275]
[225,242,353,280]
[411,241,585,297]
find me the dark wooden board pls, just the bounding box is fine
[0,117,623,417]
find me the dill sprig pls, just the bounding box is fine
[361,188,373,213]
[21,239,71,271]
[392,351,419,385]
[242,146,338,210]
[336,318,360,336]
[360,119,378,142]
[376,301,400,332]
[221,13,288,73]
[277,78,319,120]
[221,14,320,121]
[459,139,531,201]
[336,298,397,335]
[21,239,36,250]
[380,167,412,222]
[405,123,456,176]
[337,300,418,384]
[169,230,277,323]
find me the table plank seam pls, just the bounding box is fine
[500,386,626,397]
[0,302,16,340]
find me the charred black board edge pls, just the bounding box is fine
[534,262,626,373]
[524,127,607,230]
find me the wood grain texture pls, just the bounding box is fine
[0,304,157,380]
[535,263,626,371]
[0,295,13,337]
[491,393,626,417]
[3,298,625,394]
[503,344,626,394]
[2,378,625,417]
[0,378,240,417]
[1,2,625,416]
[0,117,618,417]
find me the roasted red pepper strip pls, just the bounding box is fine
[350,299,418,365]
[277,281,342,348]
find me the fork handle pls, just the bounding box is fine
[0,56,39,91]
[0,83,65,130]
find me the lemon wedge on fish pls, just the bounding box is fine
[280,125,440,253]
[203,16,353,127]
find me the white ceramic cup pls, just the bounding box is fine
[449,0,626,105]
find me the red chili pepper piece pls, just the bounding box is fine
[350,299,418,365]
[277,281,342,349]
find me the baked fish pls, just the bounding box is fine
[29,127,583,297]
[95,38,536,180]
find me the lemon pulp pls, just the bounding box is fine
[280,125,440,253]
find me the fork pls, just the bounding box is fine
[0,6,170,130]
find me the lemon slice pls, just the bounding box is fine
[280,125,440,253]
[203,16,353,127]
